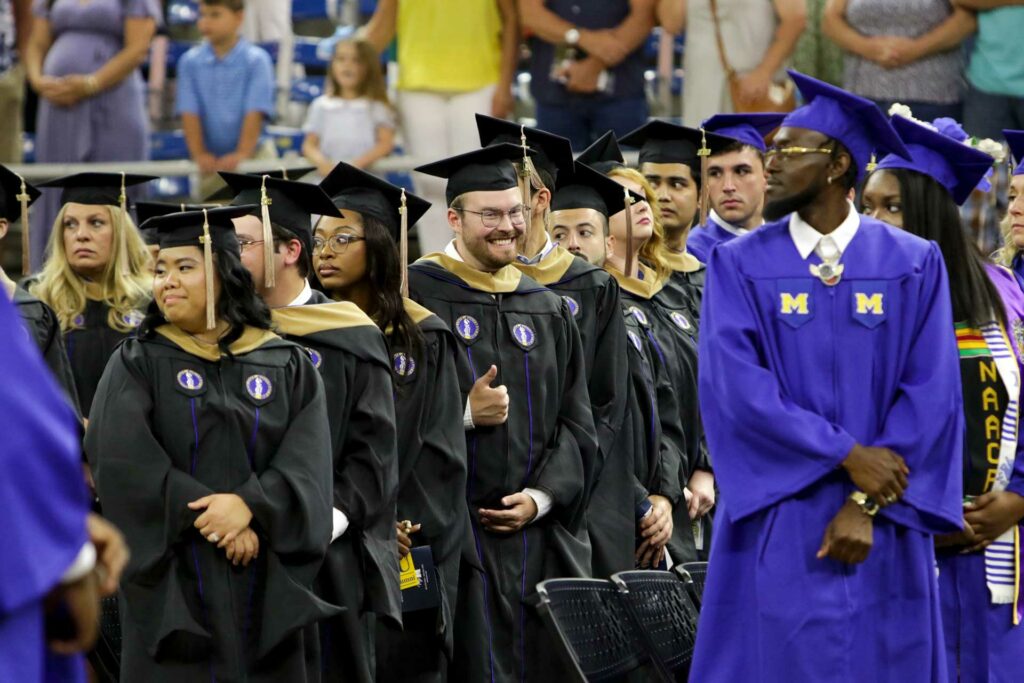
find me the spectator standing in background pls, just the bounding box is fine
[660,0,806,127]
[822,0,976,122]
[176,0,276,199]
[361,0,519,256]
[956,0,1024,138]
[23,0,159,271]
[520,0,655,150]
[0,0,30,163]
[790,0,844,85]
[239,0,293,115]
[301,37,396,178]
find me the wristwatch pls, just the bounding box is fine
[849,491,880,518]
[564,27,580,46]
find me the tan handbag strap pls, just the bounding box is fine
[708,0,736,78]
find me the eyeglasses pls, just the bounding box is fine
[764,146,835,162]
[313,233,365,254]
[459,205,528,229]
[236,238,265,251]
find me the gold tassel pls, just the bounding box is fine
[698,128,711,227]
[15,174,30,276]
[518,125,532,210]
[260,175,275,288]
[400,189,409,298]
[119,171,130,275]
[624,186,636,279]
[200,208,216,330]
[866,154,878,174]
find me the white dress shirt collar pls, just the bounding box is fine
[286,280,313,307]
[788,201,860,261]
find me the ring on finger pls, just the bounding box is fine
[208,532,220,543]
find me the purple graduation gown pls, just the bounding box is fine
[937,264,1024,683]
[0,288,89,682]
[690,215,963,683]
[685,216,738,264]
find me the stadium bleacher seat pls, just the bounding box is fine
[294,37,328,69]
[150,130,190,161]
[167,0,199,26]
[267,126,305,157]
[292,0,329,21]
[290,75,325,104]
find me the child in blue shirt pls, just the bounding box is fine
[176,0,275,177]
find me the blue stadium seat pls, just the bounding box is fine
[294,37,327,68]
[256,41,280,63]
[266,126,305,156]
[22,133,34,164]
[165,40,197,70]
[292,0,328,21]
[359,0,378,15]
[150,130,190,161]
[290,76,325,104]
[149,176,192,200]
[167,0,199,25]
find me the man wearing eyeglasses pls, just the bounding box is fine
[409,143,596,683]
[690,71,964,683]
[224,172,402,683]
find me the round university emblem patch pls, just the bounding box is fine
[177,369,204,391]
[563,296,581,317]
[627,306,648,326]
[455,315,480,341]
[393,352,416,377]
[670,311,692,331]
[626,330,643,352]
[512,323,536,349]
[246,374,273,401]
[305,347,323,369]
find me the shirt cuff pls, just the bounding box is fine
[463,398,475,431]
[61,541,97,585]
[523,488,552,523]
[332,508,349,542]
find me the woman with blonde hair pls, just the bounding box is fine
[29,173,154,416]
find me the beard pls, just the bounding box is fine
[763,181,824,222]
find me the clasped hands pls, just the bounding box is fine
[188,494,260,567]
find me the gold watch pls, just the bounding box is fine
[849,491,879,517]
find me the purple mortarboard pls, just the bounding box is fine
[876,116,996,205]
[576,131,626,175]
[551,161,644,217]
[476,114,574,184]
[700,113,786,153]
[415,143,524,206]
[619,120,733,170]
[782,70,910,181]
[1004,130,1024,177]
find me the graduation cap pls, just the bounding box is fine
[875,116,997,206]
[219,172,341,289]
[136,201,217,247]
[476,114,574,186]
[619,120,734,168]
[0,164,41,275]
[576,131,626,175]
[143,205,256,330]
[320,163,431,296]
[38,172,157,209]
[204,167,317,203]
[415,143,525,206]
[551,161,644,218]
[700,113,786,153]
[781,70,910,181]
[1005,130,1024,177]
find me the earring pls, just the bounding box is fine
[827,176,834,185]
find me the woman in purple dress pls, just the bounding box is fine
[24,0,160,271]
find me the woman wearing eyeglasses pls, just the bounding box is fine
[315,163,468,683]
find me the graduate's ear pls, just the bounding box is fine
[447,207,463,235]
[0,219,8,242]
[533,187,551,214]
[827,150,852,187]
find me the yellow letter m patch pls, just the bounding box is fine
[780,292,809,315]
[855,292,884,315]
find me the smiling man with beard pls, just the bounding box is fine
[409,143,596,683]
[690,71,965,683]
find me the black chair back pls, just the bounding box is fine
[678,561,708,609]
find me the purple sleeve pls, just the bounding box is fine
[697,243,857,523]
[0,290,88,615]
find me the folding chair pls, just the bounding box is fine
[678,561,708,609]
[535,578,656,682]
[611,570,700,681]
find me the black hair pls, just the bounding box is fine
[828,139,859,192]
[141,248,273,356]
[270,222,311,278]
[873,167,1006,329]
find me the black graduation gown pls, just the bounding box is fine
[84,325,338,682]
[663,249,706,323]
[609,265,700,563]
[515,246,631,577]
[65,298,146,416]
[270,301,400,683]
[12,286,81,418]
[377,298,470,682]
[409,253,597,683]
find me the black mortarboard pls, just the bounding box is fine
[144,205,256,329]
[204,167,318,202]
[136,201,216,247]
[576,131,625,174]
[475,114,574,184]
[0,164,41,274]
[619,120,734,168]
[551,161,644,217]
[415,143,525,206]
[320,162,431,239]
[38,172,157,208]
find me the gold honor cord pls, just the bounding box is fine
[624,186,636,280]
[698,128,711,226]
[260,174,275,288]
[15,174,30,275]
[200,208,216,330]
[400,188,409,298]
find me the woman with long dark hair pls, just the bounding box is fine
[316,163,468,683]
[861,113,1024,682]
[84,206,335,681]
